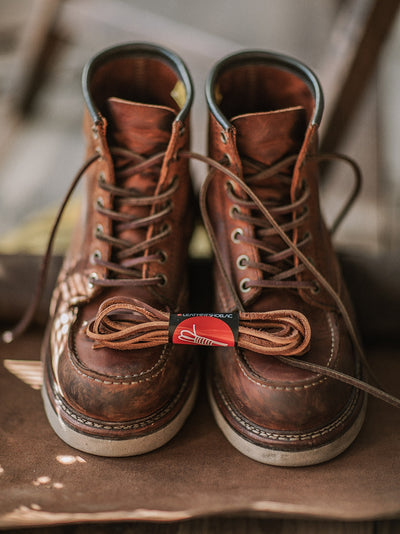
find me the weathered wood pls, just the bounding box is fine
[319,0,400,153]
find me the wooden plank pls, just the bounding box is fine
[319,0,400,153]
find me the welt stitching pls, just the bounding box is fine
[216,379,360,441]
[53,364,192,430]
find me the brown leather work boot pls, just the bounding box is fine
[204,50,367,466]
[41,43,198,456]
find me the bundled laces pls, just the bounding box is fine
[2,145,400,410]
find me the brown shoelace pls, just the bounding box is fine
[86,296,311,356]
[2,147,399,410]
[89,146,176,288]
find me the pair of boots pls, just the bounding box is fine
[30,42,371,466]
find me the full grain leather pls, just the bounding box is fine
[206,51,364,457]
[43,44,197,440]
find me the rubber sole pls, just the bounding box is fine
[42,372,198,457]
[208,381,367,467]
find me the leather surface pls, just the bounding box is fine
[1,328,399,527]
[44,44,196,435]
[206,53,364,455]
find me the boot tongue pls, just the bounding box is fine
[231,106,307,167]
[104,97,177,286]
[107,97,176,156]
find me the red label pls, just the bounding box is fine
[169,313,238,347]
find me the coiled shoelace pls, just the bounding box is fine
[2,146,399,409]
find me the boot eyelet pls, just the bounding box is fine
[158,274,168,287]
[158,250,168,263]
[90,250,102,265]
[87,272,98,289]
[96,196,104,208]
[98,171,106,184]
[161,222,171,234]
[237,254,249,270]
[95,224,104,237]
[91,125,98,139]
[239,278,251,293]
[220,131,228,144]
[229,205,241,218]
[231,228,243,243]
[179,126,185,137]
[311,281,320,294]
[224,153,232,166]
[302,231,311,242]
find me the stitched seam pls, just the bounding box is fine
[52,363,193,431]
[69,320,169,382]
[71,344,169,385]
[215,379,360,441]
[237,311,336,390]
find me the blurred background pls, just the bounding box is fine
[0,0,399,250]
[0,0,399,334]
[0,2,399,532]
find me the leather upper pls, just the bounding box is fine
[45,44,196,428]
[205,51,362,443]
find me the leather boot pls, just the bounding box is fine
[41,43,198,456]
[204,50,367,466]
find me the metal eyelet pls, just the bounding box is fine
[158,250,168,263]
[229,205,241,218]
[224,153,232,166]
[90,250,102,265]
[96,196,104,208]
[220,131,228,144]
[91,125,98,140]
[161,222,171,234]
[236,254,249,270]
[179,126,185,137]
[98,171,106,184]
[87,272,98,289]
[231,228,243,243]
[158,273,168,287]
[95,224,104,237]
[303,231,311,241]
[311,281,320,294]
[239,278,251,293]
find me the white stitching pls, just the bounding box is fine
[71,344,169,385]
[52,363,193,431]
[215,379,361,441]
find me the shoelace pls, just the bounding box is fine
[1,145,171,341]
[85,149,400,408]
[90,146,176,288]
[2,146,399,410]
[86,296,311,356]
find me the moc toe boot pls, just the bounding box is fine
[205,50,367,466]
[42,43,198,456]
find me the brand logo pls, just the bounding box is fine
[169,314,238,347]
